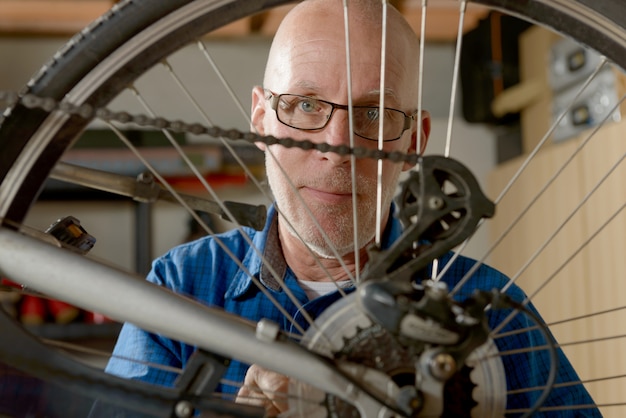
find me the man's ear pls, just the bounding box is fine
[251,86,267,151]
[403,110,431,171]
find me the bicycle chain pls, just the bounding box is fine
[0,91,420,165]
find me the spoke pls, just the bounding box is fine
[557,333,626,350]
[129,87,255,231]
[342,0,361,282]
[494,304,626,339]
[507,403,624,414]
[430,258,439,280]
[443,0,467,157]
[507,373,626,395]
[486,333,626,358]
[196,40,251,124]
[218,379,245,393]
[43,339,185,375]
[159,59,263,192]
[415,0,427,157]
[375,0,389,247]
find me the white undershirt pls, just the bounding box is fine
[298,279,352,300]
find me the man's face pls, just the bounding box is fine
[252,6,426,257]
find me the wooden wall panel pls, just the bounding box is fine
[0,1,112,35]
[488,118,626,416]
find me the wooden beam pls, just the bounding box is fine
[0,0,112,36]
[401,1,489,42]
[208,17,252,37]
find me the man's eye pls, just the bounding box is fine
[366,108,380,121]
[297,99,317,113]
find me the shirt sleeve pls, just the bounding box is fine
[104,321,182,387]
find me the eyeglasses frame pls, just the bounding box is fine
[265,90,416,142]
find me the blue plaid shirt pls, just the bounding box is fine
[106,205,600,416]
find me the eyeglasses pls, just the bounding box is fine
[266,91,415,142]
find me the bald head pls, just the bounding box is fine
[263,0,420,106]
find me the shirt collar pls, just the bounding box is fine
[226,204,403,298]
[259,212,287,291]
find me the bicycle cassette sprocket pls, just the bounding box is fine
[290,294,506,417]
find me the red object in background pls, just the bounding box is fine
[164,172,248,192]
[47,300,80,324]
[19,296,46,326]
[1,277,22,290]
[3,277,111,325]
[20,297,82,325]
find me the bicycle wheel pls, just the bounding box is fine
[0,0,624,416]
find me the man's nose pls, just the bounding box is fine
[321,108,352,165]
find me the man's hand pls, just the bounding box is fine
[236,364,290,416]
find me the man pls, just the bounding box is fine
[106,0,600,416]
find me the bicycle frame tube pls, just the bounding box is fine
[0,228,395,417]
